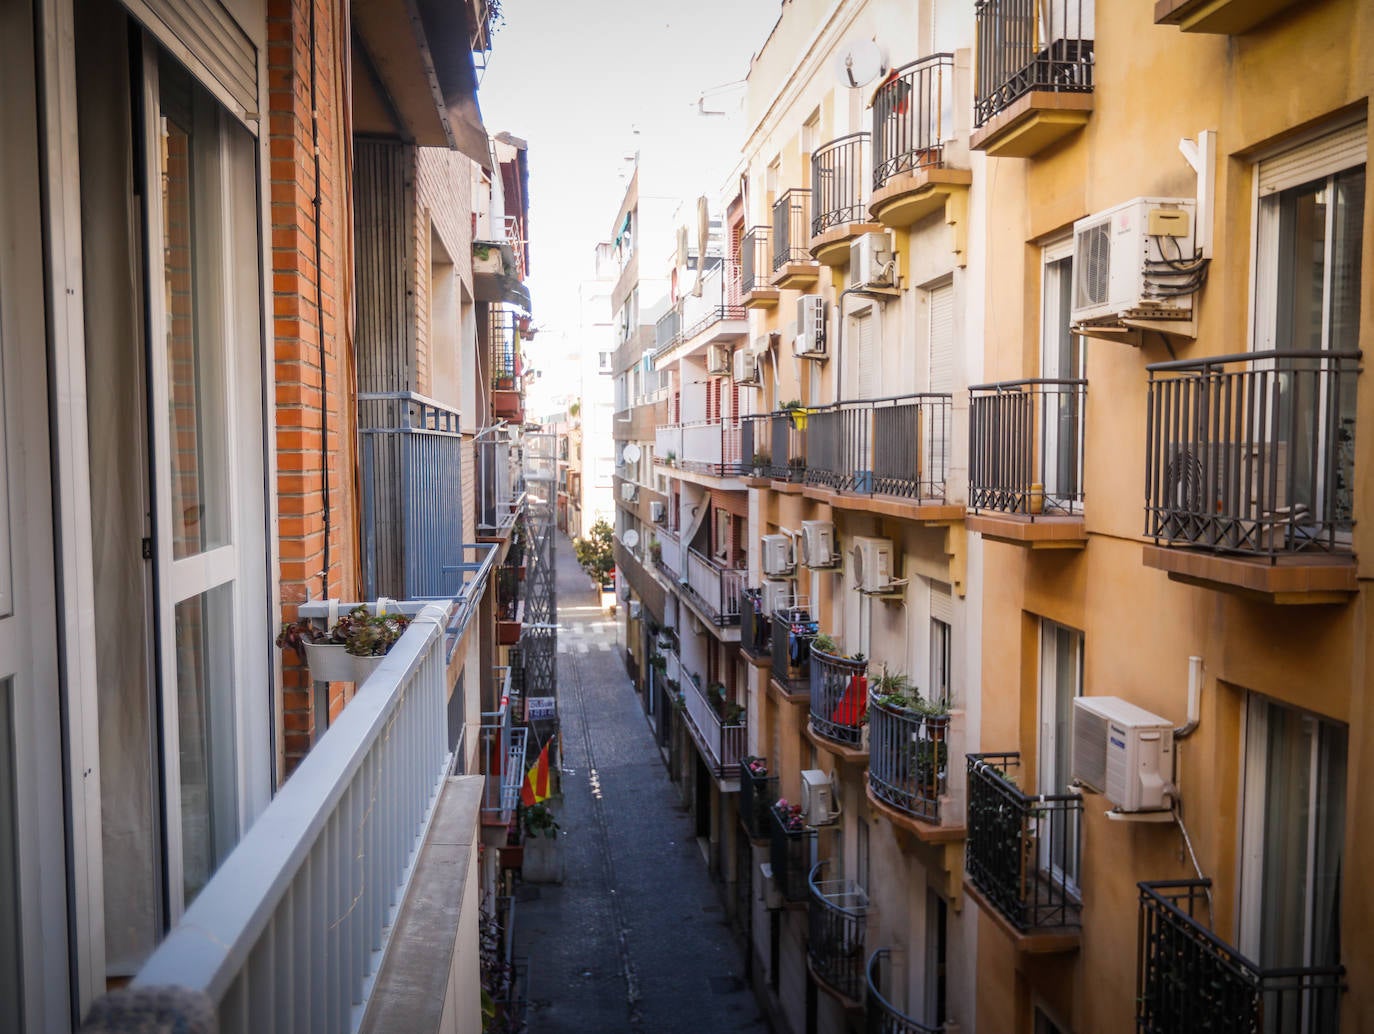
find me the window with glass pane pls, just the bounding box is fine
[1042,247,1081,503]
[0,680,21,1031]
[1039,620,1082,887]
[929,617,951,706]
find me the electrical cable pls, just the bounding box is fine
[1173,804,1214,925]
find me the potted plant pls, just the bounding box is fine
[751,451,771,477]
[276,602,411,682]
[787,454,806,481]
[772,797,806,833]
[664,450,677,467]
[648,539,662,564]
[518,800,565,884]
[780,399,809,430]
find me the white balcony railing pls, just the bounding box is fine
[480,669,528,824]
[655,423,683,465]
[682,675,746,777]
[684,547,744,625]
[655,527,682,581]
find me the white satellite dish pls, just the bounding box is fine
[623,529,640,549]
[623,443,641,463]
[834,39,885,89]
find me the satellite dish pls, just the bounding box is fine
[623,443,641,463]
[623,529,640,549]
[834,39,885,89]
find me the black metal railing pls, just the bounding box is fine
[769,806,817,903]
[805,395,952,500]
[654,305,682,356]
[808,861,869,1002]
[974,0,1095,128]
[1137,879,1344,1034]
[867,949,943,1033]
[966,753,1081,932]
[475,425,526,533]
[809,648,868,748]
[869,699,951,824]
[812,132,872,236]
[771,608,816,697]
[740,763,779,841]
[873,54,955,188]
[740,589,771,659]
[1145,349,1359,558]
[488,309,521,386]
[742,225,771,295]
[970,379,1086,516]
[772,188,812,270]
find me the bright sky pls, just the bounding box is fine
[478,0,784,348]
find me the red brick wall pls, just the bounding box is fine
[267,0,358,772]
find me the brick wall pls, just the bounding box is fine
[268,0,358,772]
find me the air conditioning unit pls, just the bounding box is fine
[850,231,896,289]
[793,296,827,358]
[628,600,641,619]
[801,769,838,825]
[706,342,732,377]
[1159,441,1292,523]
[1071,198,1198,327]
[801,520,837,568]
[1072,697,1175,813]
[760,577,792,617]
[733,348,762,386]
[851,536,902,595]
[761,533,794,577]
[621,481,638,502]
[650,500,666,523]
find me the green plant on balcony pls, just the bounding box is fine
[743,755,768,778]
[773,798,806,833]
[275,606,412,659]
[780,399,810,430]
[518,800,561,840]
[723,702,746,726]
[649,651,667,672]
[751,451,772,475]
[665,450,677,466]
[648,539,662,563]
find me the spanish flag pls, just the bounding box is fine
[521,741,551,807]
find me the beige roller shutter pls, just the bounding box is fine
[929,581,953,624]
[1258,121,1367,196]
[124,0,258,129]
[928,282,954,394]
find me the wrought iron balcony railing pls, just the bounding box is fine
[740,761,779,841]
[969,378,1085,516]
[683,546,745,625]
[681,671,746,778]
[359,392,465,599]
[488,308,522,387]
[869,698,952,824]
[771,606,816,697]
[809,646,868,748]
[769,805,817,903]
[1145,349,1359,557]
[872,54,955,188]
[740,588,771,659]
[1137,879,1344,1034]
[966,753,1081,933]
[772,188,812,270]
[812,132,873,236]
[741,412,806,482]
[742,225,771,295]
[974,0,1095,128]
[808,861,870,1002]
[475,424,526,534]
[654,305,682,356]
[867,948,944,1033]
[805,394,952,500]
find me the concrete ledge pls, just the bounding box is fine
[1141,544,1358,604]
[1154,0,1304,33]
[970,92,1092,158]
[964,880,1081,955]
[967,512,1086,549]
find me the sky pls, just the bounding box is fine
[477,0,785,361]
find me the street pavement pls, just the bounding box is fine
[514,534,769,1033]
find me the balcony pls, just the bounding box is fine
[768,804,818,904]
[870,54,972,231]
[488,309,525,421]
[359,392,467,599]
[771,188,820,289]
[803,394,961,517]
[654,305,682,357]
[683,547,745,626]
[770,606,817,701]
[496,564,523,645]
[808,861,870,1004]
[810,133,883,265]
[965,753,1082,952]
[1142,350,1360,603]
[124,594,491,1028]
[652,525,682,582]
[739,589,772,662]
[480,669,529,827]
[971,0,1095,158]
[740,759,779,842]
[807,645,868,756]
[475,425,526,537]
[868,698,962,841]
[1137,879,1344,1033]
[741,225,780,308]
[681,672,747,779]
[741,412,807,485]
[653,263,747,366]
[867,948,947,1033]
[654,422,683,470]
[1153,0,1306,34]
[968,379,1087,548]
[679,418,745,478]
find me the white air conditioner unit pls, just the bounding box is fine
[650,500,666,524]
[850,231,896,289]
[761,533,795,577]
[628,600,641,619]
[851,536,902,595]
[793,296,827,358]
[733,348,762,387]
[1072,697,1175,812]
[760,577,792,617]
[801,520,837,568]
[1071,198,1198,327]
[621,481,638,502]
[706,342,732,377]
[801,769,838,826]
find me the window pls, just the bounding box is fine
[1039,620,1083,887]
[1041,238,1082,504]
[925,891,948,1028]
[929,581,953,706]
[851,306,877,399]
[1241,697,1346,1031]
[598,350,612,373]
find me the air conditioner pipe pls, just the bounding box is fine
[1174,655,1203,739]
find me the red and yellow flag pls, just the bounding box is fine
[520,741,551,807]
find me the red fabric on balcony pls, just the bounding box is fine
[831,674,867,726]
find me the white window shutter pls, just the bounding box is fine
[928,283,955,394]
[1258,121,1367,196]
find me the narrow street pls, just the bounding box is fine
[514,534,768,1033]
